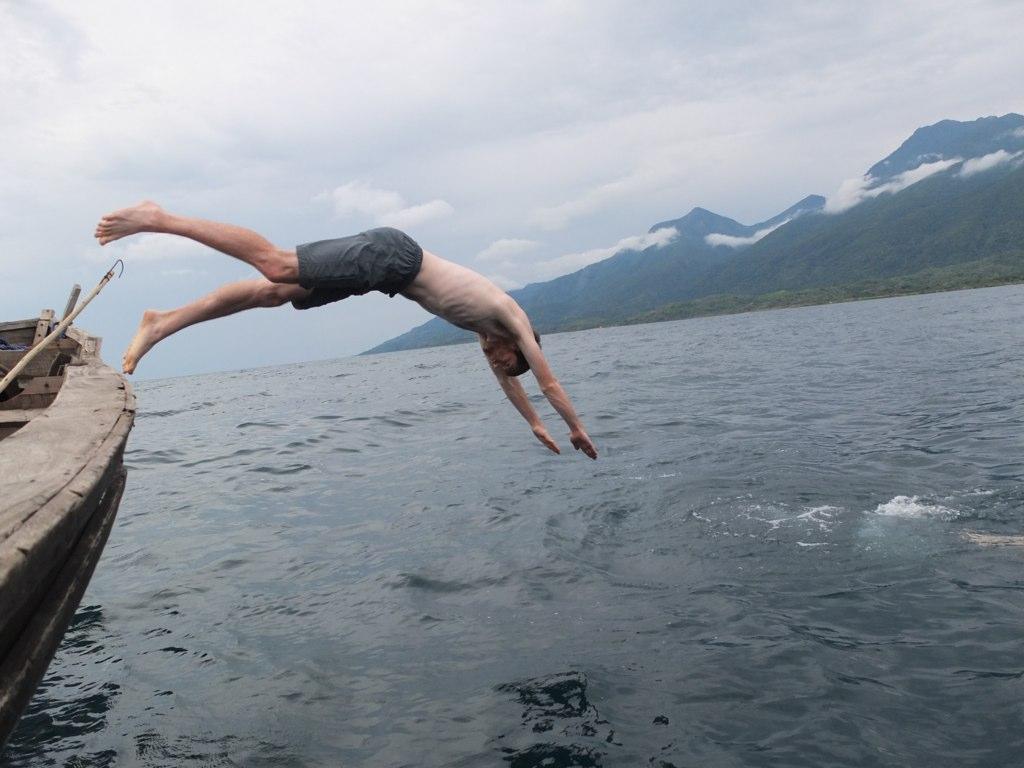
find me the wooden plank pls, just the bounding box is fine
[0,372,133,658]
[17,375,65,397]
[0,409,47,426]
[61,285,82,323]
[32,310,54,347]
[0,423,126,658]
[0,320,39,335]
[0,401,131,657]
[0,467,126,746]
[0,350,54,379]
[0,393,56,411]
[66,327,100,356]
[0,363,131,540]
[0,326,134,745]
[0,341,77,380]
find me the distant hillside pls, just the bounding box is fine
[367,113,1024,354]
[367,195,824,352]
[867,113,1024,178]
[695,159,1024,297]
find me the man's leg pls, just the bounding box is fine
[95,201,299,283]
[122,278,310,374]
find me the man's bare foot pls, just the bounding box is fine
[94,201,165,245]
[122,310,166,374]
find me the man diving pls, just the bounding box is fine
[94,202,598,459]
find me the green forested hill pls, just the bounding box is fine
[696,162,1024,297]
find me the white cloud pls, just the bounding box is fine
[705,219,788,248]
[526,159,684,231]
[476,238,541,263]
[529,173,646,231]
[532,227,677,281]
[379,199,455,229]
[317,182,453,229]
[320,182,405,218]
[825,158,960,213]
[485,273,523,290]
[87,233,209,264]
[959,149,1024,177]
[1012,127,1024,138]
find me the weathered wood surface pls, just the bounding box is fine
[66,326,100,357]
[0,362,134,648]
[0,409,47,441]
[0,364,131,535]
[32,310,54,347]
[0,327,135,748]
[0,410,46,426]
[0,399,131,640]
[0,320,37,335]
[0,342,77,382]
[11,375,64,397]
[61,285,82,323]
[0,467,126,745]
[0,393,57,411]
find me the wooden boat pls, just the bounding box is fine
[0,310,135,748]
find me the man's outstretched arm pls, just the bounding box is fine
[504,309,598,459]
[491,365,562,454]
[480,334,561,453]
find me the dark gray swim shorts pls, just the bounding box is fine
[291,227,423,310]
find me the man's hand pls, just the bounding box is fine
[570,429,598,460]
[532,424,561,454]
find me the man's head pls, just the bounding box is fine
[482,331,541,377]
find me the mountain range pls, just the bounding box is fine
[367,113,1024,354]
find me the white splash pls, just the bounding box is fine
[871,495,957,519]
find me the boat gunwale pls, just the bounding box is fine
[0,321,135,749]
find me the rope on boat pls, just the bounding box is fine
[0,260,124,397]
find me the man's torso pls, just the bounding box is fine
[402,250,517,340]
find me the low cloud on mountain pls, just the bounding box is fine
[533,227,678,282]
[959,149,1024,178]
[705,220,788,248]
[825,158,961,214]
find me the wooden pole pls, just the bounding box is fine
[61,284,82,323]
[0,263,122,397]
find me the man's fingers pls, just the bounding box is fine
[535,429,561,454]
[571,434,598,460]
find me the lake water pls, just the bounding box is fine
[5,285,1024,767]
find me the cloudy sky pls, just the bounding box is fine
[2,0,1022,378]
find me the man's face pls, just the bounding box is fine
[482,338,520,376]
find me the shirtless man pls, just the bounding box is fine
[94,202,597,459]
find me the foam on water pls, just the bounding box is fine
[871,495,958,519]
[747,503,843,533]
